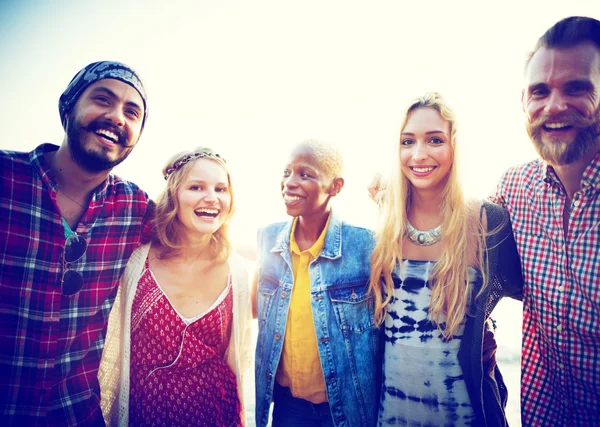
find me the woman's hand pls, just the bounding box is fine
[367,172,385,203]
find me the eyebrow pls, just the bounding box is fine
[528,79,593,91]
[401,130,447,136]
[90,86,143,112]
[187,179,228,186]
[285,164,318,172]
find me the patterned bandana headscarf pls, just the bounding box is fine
[58,61,148,130]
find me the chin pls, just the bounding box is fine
[285,208,301,218]
[186,223,216,236]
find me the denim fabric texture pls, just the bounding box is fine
[254,211,381,427]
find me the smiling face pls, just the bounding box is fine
[66,79,145,172]
[176,158,232,238]
[523,43,600,166]
[400,107,453,194]
[281,145,340,220]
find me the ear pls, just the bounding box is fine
[329,177,345,197]
[521,88,526,112]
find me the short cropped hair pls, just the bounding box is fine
[526,16,600,67]
[295,139,344,179]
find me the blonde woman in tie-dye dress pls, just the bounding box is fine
[369,93,523,426]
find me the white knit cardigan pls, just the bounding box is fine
[98,243,253,426]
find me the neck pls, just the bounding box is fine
[295,209,331,247]
[551,142,600,200]
[408,187,444,227]
[49,140,111,197]
[176,233,215,263]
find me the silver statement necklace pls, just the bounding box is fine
[406,221,442,246]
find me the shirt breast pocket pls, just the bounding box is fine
[257,275,279,322]
[329,283,374,334]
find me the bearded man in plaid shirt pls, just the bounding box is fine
[491,16,600,426]
[0,61,153,426]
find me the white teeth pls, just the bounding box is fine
[284,195,302,202]
[412,167,434,173]
[96,129,118,142]
[545,123,569,129]
[195,208,219,215]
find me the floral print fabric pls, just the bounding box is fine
[129,264,241,426]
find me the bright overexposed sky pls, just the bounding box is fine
[2,3,599,425]
[1,0,598,247]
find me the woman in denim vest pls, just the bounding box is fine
[251,140,381,427]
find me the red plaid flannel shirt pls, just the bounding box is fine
[0,144,153,426]
[491,152,600,426]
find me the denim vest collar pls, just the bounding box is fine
[270,210,343,260]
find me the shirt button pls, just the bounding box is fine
[558,286,564,292]
[274,333,281,340]
[573,200,580,207]
[281,291,287,298]
[556,324,562,332]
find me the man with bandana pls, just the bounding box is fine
[0,61,153,426]
[491,16,600,426]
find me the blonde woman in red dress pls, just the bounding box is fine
[99,147,252,426]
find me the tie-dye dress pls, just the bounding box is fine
[378,260,479,427]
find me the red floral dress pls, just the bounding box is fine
[128,262,241,426]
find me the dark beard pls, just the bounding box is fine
[66,116,133,173]
[527,110,600,166]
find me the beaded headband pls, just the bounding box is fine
[163,151,226,180]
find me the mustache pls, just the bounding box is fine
[83,120,133,147]
[529,111,596,131]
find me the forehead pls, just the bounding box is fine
[185,158,228,181]
[403,107,450,133]
[526,43,600,86]
[287,146,321,169]
[81,78,144,110]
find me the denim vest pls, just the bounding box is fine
[254,212,381,427]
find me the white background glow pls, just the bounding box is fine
[1,2,597,425]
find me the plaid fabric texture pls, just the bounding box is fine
[491,153,600,426]
[0,144,153,426]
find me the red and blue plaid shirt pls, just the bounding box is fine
[0,144,153,426]
[492,152,600,426]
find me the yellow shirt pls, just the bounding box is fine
[276,215,330,403]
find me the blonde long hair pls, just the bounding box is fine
[368,92,487,338]
[152,147,235,262]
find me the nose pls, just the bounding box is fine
[544,90,568,116]
[203,189,218,203]
[104,106,126,127]
[412,142,428,161]
[282,174,299,189]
